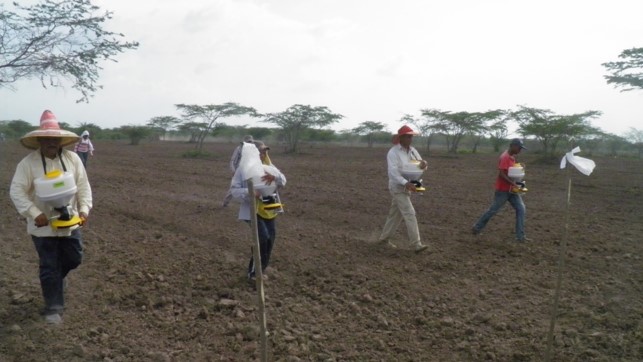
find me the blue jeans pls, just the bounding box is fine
[247,217,276,278]
[473,191,526,240]
[77,151,89,167]
[32,229,83,315]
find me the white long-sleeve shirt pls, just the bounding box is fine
[387,144,424,191]
[230,164,286,221]
[10,149,93,237]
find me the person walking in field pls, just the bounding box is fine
[471,138,530,242]
[229,140,286,283]
[73,130,94,168]
[222,135,254,207]
[377,125,429,253]
[9,110,93,325]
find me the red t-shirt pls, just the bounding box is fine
[494,150,516,191]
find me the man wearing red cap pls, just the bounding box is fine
[377,125,429,252]
[9,110,93,325]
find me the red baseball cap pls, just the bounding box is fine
[397,125,419,136]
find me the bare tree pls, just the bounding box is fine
[602,47,643,91]
[147,116,181,140]
[469,110,504,153]
[0,0,138,102]
[417,109,493,154]
[176,103,258,152]
[264,104,342,153]
[352,121,386,148]
[513,106,601,154]
[488,118,509,152]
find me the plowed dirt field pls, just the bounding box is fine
[1,140,641,361]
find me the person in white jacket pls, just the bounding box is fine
[10,110,93,325]
[73,130,94,168]
[229,141,286,283]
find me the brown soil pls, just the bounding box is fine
[1,140,641,361]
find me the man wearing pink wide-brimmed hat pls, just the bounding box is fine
[9,110,93,325]
[377,125,429,253]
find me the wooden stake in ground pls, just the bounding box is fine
[544,176,572,362]
[247,179,268,362]
[546,148,595,361]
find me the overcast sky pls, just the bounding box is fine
[1,0,642,136]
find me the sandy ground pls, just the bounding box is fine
[0,140,641,361]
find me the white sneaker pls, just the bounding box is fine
[45,313,62,325]
[414,243,429,253]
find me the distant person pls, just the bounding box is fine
[73,130,94,168]
[9,110,93,325]
[472,138,529,242]
[222,135,254,207]
[229,140,286,284]
[377,125,429,253]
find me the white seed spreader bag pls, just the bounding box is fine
[236,142,264,182]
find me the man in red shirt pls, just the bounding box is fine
[472,138,529,242]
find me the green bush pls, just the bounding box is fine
[119,125,151,145]
[181,150,211,159]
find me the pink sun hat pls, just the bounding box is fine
[20,110,80,149]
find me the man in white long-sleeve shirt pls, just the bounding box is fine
[10,110,93,325]
[378,125,429,253]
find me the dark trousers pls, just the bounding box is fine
[473,191,526,240]
[247,216,276,278]
[77,151,89,167]
[31,229,83,314]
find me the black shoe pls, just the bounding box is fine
[246,274,256,288]
[471,227,481,235]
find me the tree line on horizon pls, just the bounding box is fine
[2,103,643,159]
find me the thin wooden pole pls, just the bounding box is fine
[247,179,268,362]
[545,176,572,361]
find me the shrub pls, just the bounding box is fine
[182,150,211,159]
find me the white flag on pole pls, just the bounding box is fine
[560,146,596,176]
